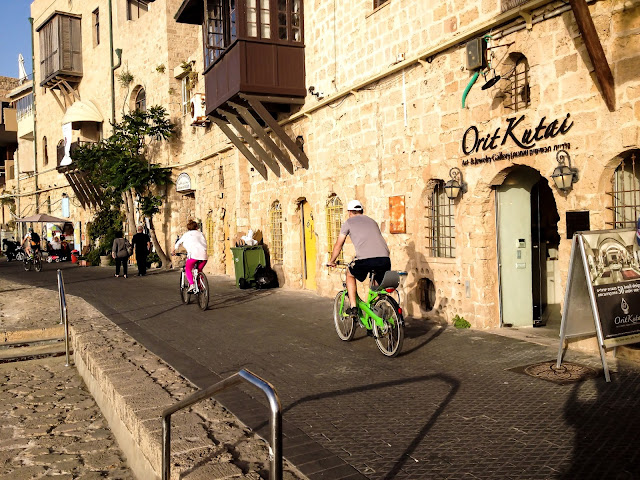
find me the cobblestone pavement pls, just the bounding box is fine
[3,261,640,479]
[0,356,133,480]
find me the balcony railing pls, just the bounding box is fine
[57,139,96,169]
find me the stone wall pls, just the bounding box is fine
[0,77,19,98]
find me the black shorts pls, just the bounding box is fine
[349,257,391,284]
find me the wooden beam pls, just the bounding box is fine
[211,118,268,179]
[217,108,281,177]
[241,94,309,169]
[569,0,615,111]
[228,101,294,174]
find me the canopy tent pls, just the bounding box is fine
[16,214,70,223]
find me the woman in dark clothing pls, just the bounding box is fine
[111,231,130,278]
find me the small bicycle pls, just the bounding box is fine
[23,250,43,272]
[175,253,209,311]
[330,262,404,357]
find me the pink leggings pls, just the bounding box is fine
[185,259,207,285]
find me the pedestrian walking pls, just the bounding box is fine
[111,231,130,278]
[131,225,151,276]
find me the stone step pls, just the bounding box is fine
[0,339,69,362]
[2,325,65,346]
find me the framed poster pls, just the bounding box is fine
[558,228,640,382]
[389,195,406,234]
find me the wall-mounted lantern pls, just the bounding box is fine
[551,150,578,191]
[444,167,466,200]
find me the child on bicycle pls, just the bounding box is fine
[172,220,208,293]
[327,200,391,318]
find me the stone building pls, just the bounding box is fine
[0,76,19,240]
[4,0,640,344]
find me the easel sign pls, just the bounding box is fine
[557,228,640,382]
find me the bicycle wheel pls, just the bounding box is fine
[15,251,24,261]
[197,273,209,311]
[371,296,404,357]
[179,271,191,304]
[333,291,356,341]
[23,257,31,271]
[34,255,42,272]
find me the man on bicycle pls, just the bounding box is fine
[22,228,41,258]
[328,200,390,319]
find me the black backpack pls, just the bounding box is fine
[254,264,279,289]
[30,232,40,244]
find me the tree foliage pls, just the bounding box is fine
[72,106,174,261]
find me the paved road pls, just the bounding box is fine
[3,260,640,479]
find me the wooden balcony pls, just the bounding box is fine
[203,39,305,116]
[36,12,82,89]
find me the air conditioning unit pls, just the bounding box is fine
[190,94,208,126]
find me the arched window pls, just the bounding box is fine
[426,180,455,258]
[503,53,530,113]
[608,151,640,229]
[269,201,283,264]
[133,87,146,112]
[326,195,343,263]
[43,136,48,166]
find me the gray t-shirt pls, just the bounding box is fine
[340,215,390,260]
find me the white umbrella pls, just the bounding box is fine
[18,54,28,82]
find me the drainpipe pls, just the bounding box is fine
[29,17,38,213]
[109,0,123,126]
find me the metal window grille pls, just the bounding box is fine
[206,214,215,256]
[219,165,224,188]
[326,195,343,263]
[43,137,48,166]
[606,152,640,229]
[504,55,530,112]
[270,201,283,264]
[426,180,456,258]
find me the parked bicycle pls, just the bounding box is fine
[23,250,43,272]
[174,253,209,311]
[330,261,404,357]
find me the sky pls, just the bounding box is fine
[0,1,34,79]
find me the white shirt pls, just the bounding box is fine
[175,230,208,260]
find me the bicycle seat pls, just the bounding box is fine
[371,270,400,291]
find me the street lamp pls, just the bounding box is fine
[551,150,578,191]
[444,167,465,200]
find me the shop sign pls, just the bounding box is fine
[176,173,194,193]
[559,228,640,382]
[461,113,574,166]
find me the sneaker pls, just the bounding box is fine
[346,306,359,318]
[123,274,128,278]
[115,274,119,278]
[187,285,195,293]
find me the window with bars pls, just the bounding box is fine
[127,0,149,21]
[269,201,283,264]
[206,214,216,256]
[204,0,237,68]
[607,152,640,229]
[326,195,343,263]
[504,53,530,113]
[426,180,456,258]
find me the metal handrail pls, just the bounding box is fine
[56,269,70,367]
[162,369,282,480]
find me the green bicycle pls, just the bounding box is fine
[331,262,404,357]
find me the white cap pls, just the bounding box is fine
[347,200,363,211]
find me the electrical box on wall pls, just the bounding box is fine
[466,38,487,70]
